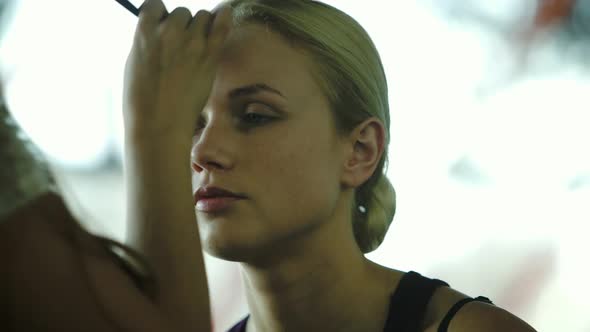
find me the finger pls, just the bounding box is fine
[158,7,192,58]
[209,5,233,38]
[160,7,193,32]
[137,0,168,31]
[156,7,194,67]
[186,10,213,52]
[207,6,233,58]
[131,0,167,60]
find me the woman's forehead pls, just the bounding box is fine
[216,24,320,100]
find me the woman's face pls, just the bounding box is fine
[191,24,347,261]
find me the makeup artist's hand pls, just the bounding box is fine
[123,0,232,143]
[121,3,229,330]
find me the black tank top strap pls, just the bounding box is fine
[383,271,450,332]
[437,296,494,332]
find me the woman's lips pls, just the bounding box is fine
[195,196,244,213]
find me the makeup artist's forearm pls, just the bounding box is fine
[124,137,211,332]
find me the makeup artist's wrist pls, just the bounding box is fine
[124,129,193,153]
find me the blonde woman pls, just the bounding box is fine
[123,0,537,331]
[1,0,538,331]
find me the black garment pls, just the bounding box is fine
[384,271,493,331]
[227,271,494,332]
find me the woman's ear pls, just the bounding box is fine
[340,117,386,188]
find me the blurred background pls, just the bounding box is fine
[1,0,589,331]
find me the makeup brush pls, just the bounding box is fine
[115,0,140,17]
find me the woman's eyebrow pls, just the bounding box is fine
[228,83,287,100]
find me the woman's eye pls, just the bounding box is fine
[242,112,274,125]
[240,103,276,125]
[194,103,277,133]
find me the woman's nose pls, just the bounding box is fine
[190,121,233,173]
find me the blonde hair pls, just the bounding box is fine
[223,0,396,253]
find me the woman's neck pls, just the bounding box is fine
[239,219,396,332]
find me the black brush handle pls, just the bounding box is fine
[115,0,140,17]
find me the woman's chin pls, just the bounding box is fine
[201,232,266,263]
